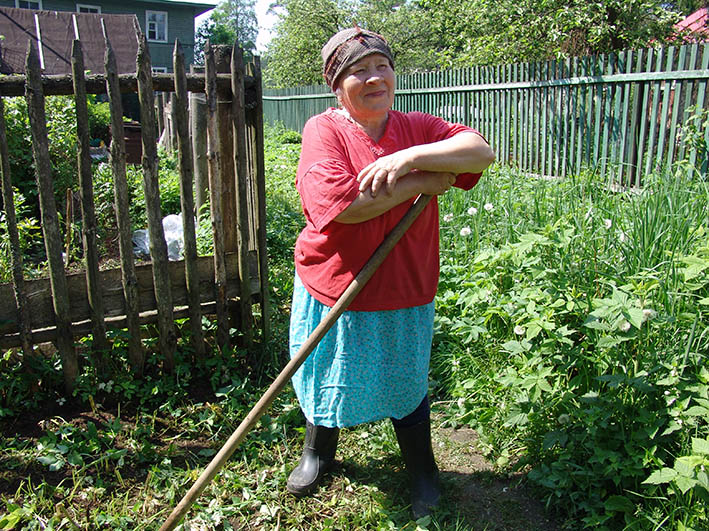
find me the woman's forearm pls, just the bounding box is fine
[357,132,495,196]
[404,132,495,175]
[335,171,455,224]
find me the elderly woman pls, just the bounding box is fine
[287,27,495,518]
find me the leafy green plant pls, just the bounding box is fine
[434,158,709,528]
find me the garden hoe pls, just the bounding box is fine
[159,193,433,530]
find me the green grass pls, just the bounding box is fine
[1,121,708,530]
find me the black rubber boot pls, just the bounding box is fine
[394,418,440,519]
[286,419,340,496]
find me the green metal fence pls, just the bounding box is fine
[264,43,709,184]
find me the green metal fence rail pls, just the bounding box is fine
[263,43,709,185]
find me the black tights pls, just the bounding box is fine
[390,394,430,429]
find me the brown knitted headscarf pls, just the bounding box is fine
[321,27,394,90]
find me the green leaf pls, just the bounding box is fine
[692,437,709,455]
[625,308,644,329]
[501,340,526,354]
[0,508,25,529]
[597,335,627,348]
[676,455,705,470]
[643,467,677,485]
[503,412,528,427]
[675,475,698,494]
[685,406,709,417]
[604,495,634,513]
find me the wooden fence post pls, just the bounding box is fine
[173,40,206,360]
[25,40,78,393]
[0,94,35,361]
[102,24,144,373]
[205,43,230,351]
[230,45,253,346]
[246,57,270,343]
[71,39,109,355]
[135,22,177,372]
[189,86,209,217]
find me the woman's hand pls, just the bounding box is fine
[357,150,413,197]
[416,171,457,196]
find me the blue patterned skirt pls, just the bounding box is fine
[289,274,435,428]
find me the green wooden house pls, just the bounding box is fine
[0,0,215,70]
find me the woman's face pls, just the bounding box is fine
[335,53,395,123]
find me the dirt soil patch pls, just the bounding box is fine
[433,423,560,530]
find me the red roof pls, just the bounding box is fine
[674,7,709,42]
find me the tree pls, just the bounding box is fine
[418,0,684,67]
[194,0,258,64]
[263,0,438,88]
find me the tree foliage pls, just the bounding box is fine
[195,0,258,64]
[263,0,437,88]
[263,0,693,86]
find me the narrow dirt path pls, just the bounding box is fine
[434,423,560,530]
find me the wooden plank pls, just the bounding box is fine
[628,49,645,187]
[25,40,78,393]
[173,40,206,360]
[0,95,34,358]
[1,301,220,351]
[617,50,633,185]
[667,46,686,170]
[231,46,254,346]
[677,45,699,164]
[102,22,144,372]
[592,54,603,170]
[655,47,675,171]
[0,253,253,336]
[600,53,614,180]
[215,46,238,257]
[205,43,230,351]
[190,91,209,217]
[246,56,270,343]
[645,48,665,176]
[0,72,250,97]
[689,44,709,170]
[568,57,579,176]
[540,61,549,175]
[71,39,109,354]
[135,23,177,372]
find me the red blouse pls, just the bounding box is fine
[295,108,483,311]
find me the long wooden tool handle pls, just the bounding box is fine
[160,194,433,530]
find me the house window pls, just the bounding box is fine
[77,4,101,13]
[145,11,167,43]
[16,0,42,9]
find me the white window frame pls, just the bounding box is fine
[16,0,42,9]
[151,66,168,73]
[76,4,101,13]
[145,10,168,43]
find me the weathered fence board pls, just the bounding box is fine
[205,44,230,351]
[264,43,709,183]
[0,72,248,97]
[71,39,109,355]
[135,26,177,372]
[0,96,34,359]
[173,41,206,360]
[25,40,79,392]
[231,46,254,346]
[102,24,144,372]
[0,253,255,349]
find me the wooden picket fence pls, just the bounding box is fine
[264,43,709,185]
[0,28,269,393]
